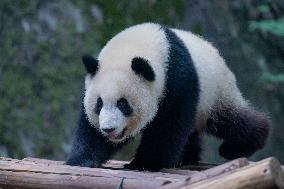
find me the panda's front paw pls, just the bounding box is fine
[124,163,135,170]
[80,160,98,168]
[219,141,255,160]
[124,160,162,171]
[124,162,143,170]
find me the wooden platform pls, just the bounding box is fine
[0,157,283,189]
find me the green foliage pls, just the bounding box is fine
[248,3,284,95]
[78,0,185,46]
[192,23,203,35]
[249,16,284,37]
[257,4,270,13]
[259,72,284,84]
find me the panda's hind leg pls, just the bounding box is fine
[206,105,270,160]
[181,130,202,165]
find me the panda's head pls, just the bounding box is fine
[82,23,168,143]
[82,55,162,143]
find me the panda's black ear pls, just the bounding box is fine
[131,57,155,82]
[82,55,99,75]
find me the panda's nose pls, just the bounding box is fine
[102,128,116,134]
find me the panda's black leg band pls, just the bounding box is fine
[181,130,202,165]
[127,119,194,171]
[206,106,270,160]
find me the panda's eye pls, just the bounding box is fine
[95,97,103,114]
[117,98,133,117]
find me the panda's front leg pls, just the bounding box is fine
[66,109,122,167]
[125,119,192,171]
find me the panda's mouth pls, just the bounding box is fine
[107,128,127,141]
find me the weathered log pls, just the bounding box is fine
[0,157,249,189]
[0,157,188,189]
[22,157,216,171]
[0,157,283,189]
[179,157,284,189]
[21,157,246,176]
[104,159,218,171]
[157,158,249,189]
[22,157,65,166]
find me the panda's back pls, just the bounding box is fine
[172,29,246,117]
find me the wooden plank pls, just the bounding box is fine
[22,157,65,166]
[180,157,284,189]
[21,157,247,177]
[0,157,282,189]
[21,157,218,171]
[158,158,248,189]
[0,158,187,189]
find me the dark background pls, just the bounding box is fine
[0,0,283,164]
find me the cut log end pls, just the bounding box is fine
[178,157,284,189]
[270,158,284,189]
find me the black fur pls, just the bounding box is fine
[95,97,103,115]
[206,106,270,160]
[117,98,133,117]
[82,55,99,75]
[131,57,155,81]
[125,26,200,171]
[181,130,202,165]
[66,102,124,167]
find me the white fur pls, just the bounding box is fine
[99,106,127,135]
[172,29,247,119]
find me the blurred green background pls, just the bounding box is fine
[0,0,283,164]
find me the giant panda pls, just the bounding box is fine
[67,23,270,171]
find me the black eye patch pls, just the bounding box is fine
[95,97,103,114]
[117,98,133,117]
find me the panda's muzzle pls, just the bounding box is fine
[99,106,128,142]
[101,127,116,134]
[105,127,127,141]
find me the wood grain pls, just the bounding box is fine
[180,158,284,189]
